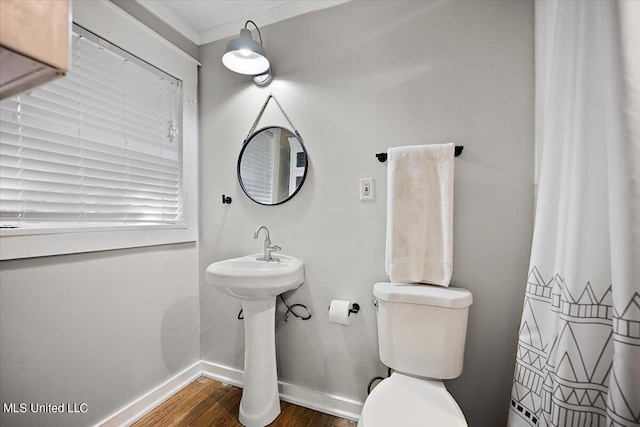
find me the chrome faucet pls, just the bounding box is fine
[253,225,281,261]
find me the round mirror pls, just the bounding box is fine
[237,126,308,205]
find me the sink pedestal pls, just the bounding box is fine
[239,297,280,427]
[205,253,304,427]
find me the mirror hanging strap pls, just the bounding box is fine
[245,94,301,143]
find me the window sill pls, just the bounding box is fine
[1,222,188,236]
[0,224,198,260]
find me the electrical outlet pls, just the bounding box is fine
[360,178,375,201]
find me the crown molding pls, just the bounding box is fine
[135,0,201,45]
[199,1,350,45]
[133,0,350,46]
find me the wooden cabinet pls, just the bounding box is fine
[0,0,70,100]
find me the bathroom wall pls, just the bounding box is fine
[0,3,201,427]
[0,244,200,427]
[199,1,534,425]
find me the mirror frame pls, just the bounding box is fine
[237,125,308,206]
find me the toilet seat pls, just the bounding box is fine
[358,373,467,427]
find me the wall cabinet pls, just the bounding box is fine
[0,0,70,100]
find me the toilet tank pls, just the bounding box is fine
[373,282,473,379]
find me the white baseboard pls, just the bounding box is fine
[279,381,363,422]
[201,360,363,422]
[96,360,362,426]
[94,361,202,427]
[201,359,244,388]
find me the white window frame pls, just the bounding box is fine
[0,0,200,260]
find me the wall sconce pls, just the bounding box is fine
[222,20,273,86]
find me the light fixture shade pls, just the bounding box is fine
[222,28,270,75]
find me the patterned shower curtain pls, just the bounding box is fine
[508,1,639,426]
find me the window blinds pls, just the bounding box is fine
[0,29,183,227]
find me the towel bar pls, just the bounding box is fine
[376,146,464,162]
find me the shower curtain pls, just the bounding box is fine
[508,1,639,426]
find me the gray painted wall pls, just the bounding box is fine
[0,243,200,427]
[198,1,534,426]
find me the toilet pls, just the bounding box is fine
[358,282,473,427]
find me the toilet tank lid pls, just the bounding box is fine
[374,282,473,308]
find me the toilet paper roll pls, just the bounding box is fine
[329,300,352,326]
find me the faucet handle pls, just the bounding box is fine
[265,243,281,262]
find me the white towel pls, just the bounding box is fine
[385,143,454,286]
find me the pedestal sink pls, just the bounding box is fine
[205,253,304,427]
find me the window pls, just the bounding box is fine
[1,25,183,228]
[0,0,199,260]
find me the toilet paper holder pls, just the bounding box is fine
[328,302,360,315]
[349,303,360,315]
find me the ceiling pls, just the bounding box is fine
[135,0,350,46]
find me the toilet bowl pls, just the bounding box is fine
[358,373,466,427]
[358,282,473,426]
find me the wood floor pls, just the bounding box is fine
[131,377,358,427]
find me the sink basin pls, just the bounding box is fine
[205,254,304,300]
[205,253,305,427]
